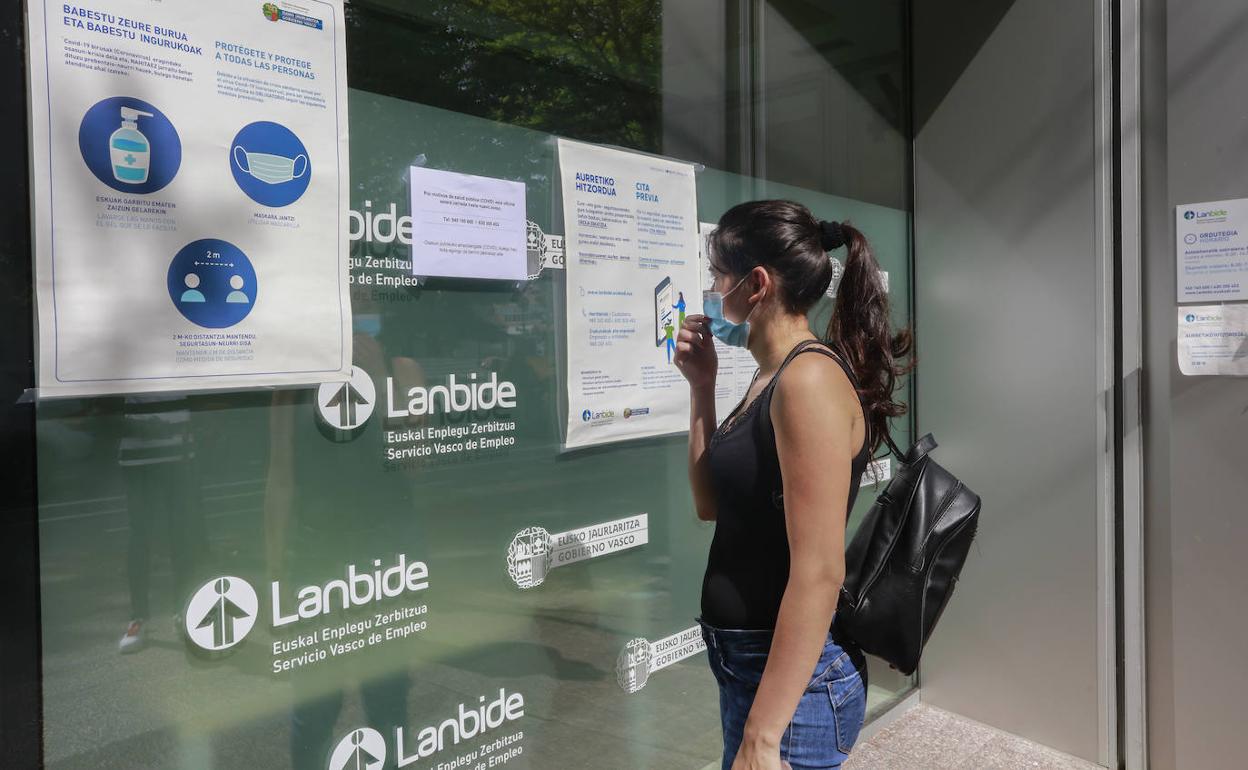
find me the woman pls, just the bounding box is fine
[675,200,913,770]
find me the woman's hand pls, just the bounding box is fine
[674,314,717,389]
[729,736,790,770]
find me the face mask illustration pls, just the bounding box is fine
[233,146,308,185]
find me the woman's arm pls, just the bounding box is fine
[675,314,719,521]
[739,354,857,759]
[688,383,718,521]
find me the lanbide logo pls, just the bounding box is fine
[581,408,615,424]
[317,368,516,442]
[185,576,259,651]
[317,366,376,432]
[349,201,413,245]
[184,555,431,652]
[329,728,386,770]
[1185,208,1229,222]
[330,689,525,769]
[386,372,516,418]
[273,554,429,626]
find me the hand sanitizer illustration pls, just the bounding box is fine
[110,107,154,184]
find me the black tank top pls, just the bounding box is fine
[700,339,871,630]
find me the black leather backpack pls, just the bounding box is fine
[834,433,981,675]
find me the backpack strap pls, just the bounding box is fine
[898,433,937,464]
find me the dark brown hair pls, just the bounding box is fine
[708,199,914,456]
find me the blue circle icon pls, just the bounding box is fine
[230,121,311,207]
[79,97,181,194]
[168,239,257,328]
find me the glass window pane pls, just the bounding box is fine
[35,1,912,766]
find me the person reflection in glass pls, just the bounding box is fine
[265,307,426,769]
[117,394,206,653]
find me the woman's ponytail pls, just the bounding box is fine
[824,222,914,457]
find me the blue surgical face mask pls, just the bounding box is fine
[703,276,756,348]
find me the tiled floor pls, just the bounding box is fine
[843,703,1102,769]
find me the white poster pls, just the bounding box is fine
[1176,199,1248,302]
[1178,305,1248,376]
[558,139,701,448]
[408,166,527,280]
[28,0,350,397]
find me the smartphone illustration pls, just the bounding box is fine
[654,276,674,346]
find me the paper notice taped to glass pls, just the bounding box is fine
[1177,304,1248,375]
[1175,199,1248,303]
[408,165,527,280]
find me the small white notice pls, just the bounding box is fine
[1177,305,1248,376]
[408,166,527,280]
[1176,199,1248,302]
[863,458,892,487]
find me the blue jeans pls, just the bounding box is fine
[697,616,867,770]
